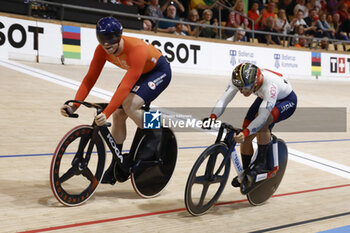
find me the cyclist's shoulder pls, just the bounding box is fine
[122,36,149,55]
[261,68,283,78]
[123,36,147,48]
[258,70,292,96]
[261,69,289,87]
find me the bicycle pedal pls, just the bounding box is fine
[240,173,256,194]
[101,173,117,185]
[115,174,129,183]
[114,166,130,183]
[231,176,240,188]
[101,178,117,185]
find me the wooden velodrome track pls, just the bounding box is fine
[1,54,350,233]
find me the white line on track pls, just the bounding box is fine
[2,59,350,179]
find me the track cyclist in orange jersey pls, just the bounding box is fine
[60,17,172,185]
[204,63,297,193]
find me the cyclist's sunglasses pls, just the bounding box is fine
[232,79,253,91]
[97,32,121,45]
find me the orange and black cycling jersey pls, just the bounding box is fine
[74,36,162,118]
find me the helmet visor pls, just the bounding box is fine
[232,78,253,91]
[232,78,243,88]
[242,83,253,91]
[97,32,121,45]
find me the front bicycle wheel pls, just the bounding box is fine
[184,143,230,216]
[50,125,105,206]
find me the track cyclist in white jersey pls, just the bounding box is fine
[204,62,297,193]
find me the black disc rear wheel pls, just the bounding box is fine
[131,128,177,198]
[247,139,288,206]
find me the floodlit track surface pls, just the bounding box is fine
[1,60,350,233]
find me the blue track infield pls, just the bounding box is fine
[318,225,350,233]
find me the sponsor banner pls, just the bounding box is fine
[0,16,62,60]
[124,31,209,74]
[322,53,350,77]
[0,36,8,59]
[125,31,311,77]
[226,46,310,78]
[0,15,348,79]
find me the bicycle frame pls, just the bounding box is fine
[96,104,151,171]
[215,124,245,183]
[52,100,178,206]
[64,100,128,171]
[99,126,124,165]
[216,123,280,185]
[185,122,287,215]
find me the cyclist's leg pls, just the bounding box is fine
[240,118,273,192]
[241,92,297,191]
[232,134,256,187]
[102,89,145,184]
[232,97,261,187]
[241,115,276,191]
[112,108,129,144]
[241,96,263,166]
[104,94,145,184]
[240,134,256,168]
[122,93,145,129]
[270,91,297,125]
[125,56,171,159]
[125,55,171,126]
[101,108,128,185]
[251,115,274,172]
[256,115,274,145]
[101,108,129,184]
[252,91,297,172]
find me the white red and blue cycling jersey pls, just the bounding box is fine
[211,69,297,137]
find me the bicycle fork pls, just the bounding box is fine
[73,126,98,170]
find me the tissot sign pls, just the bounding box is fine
[330,57,350,74]
[144,39,201,64]
[125,31,209,74]
[0,22,43,49]
[322,53,350,77]
[0,16,62,60]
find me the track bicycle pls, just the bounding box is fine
[50,100,177,206]
[184,123,288,216]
